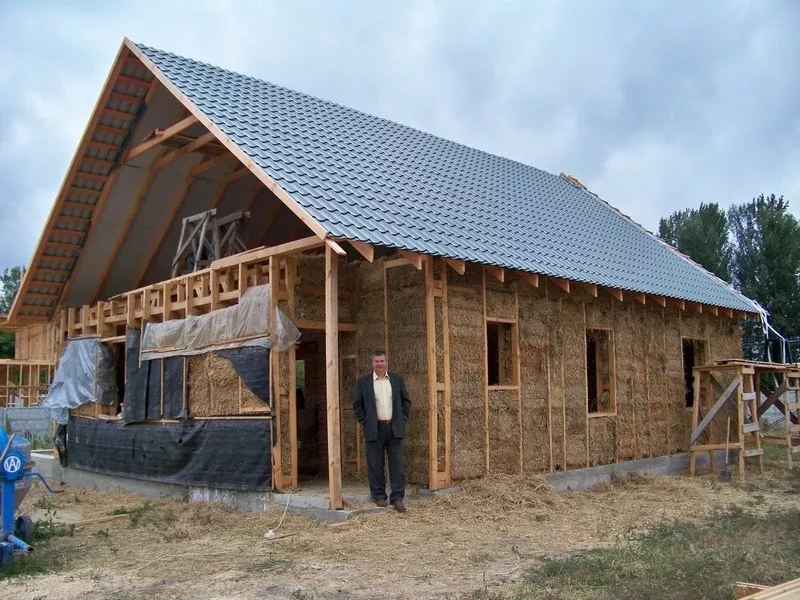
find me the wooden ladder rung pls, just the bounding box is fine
[789,424,800,434]
[788,403,800,411]
[744,448,764,457]
[743,423,760,433]
[742,392,756,401]
[791,446,800,454]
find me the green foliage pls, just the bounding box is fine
[658,202,733,282]
[0,265,25,358]
[729,194,800,358]
[659,194,800,360]
[517,505,800,600]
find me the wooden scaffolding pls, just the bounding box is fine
[0,359,56,408]
[689,360,800,482]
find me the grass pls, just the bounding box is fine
[513,504,800,600]
[0,508,73,581]
[106,502,175,528]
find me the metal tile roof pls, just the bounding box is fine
[135,42,757,313]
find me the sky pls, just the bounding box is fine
[0,0,798,271]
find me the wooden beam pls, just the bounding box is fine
[690,376,740,444]
[579,283,598,297]
[325,245,343,509]
[348,240,374,263]
[552,277,570,294]
[517,271,539,288]
[690,301,703,314]
[723,308,734,319]
[651,295,667,308]
[325,239,347,256]
[398,250,423,270]
[127,39,331,243]
[605,287,623,302]
[756,380,789,418]
[486,266,505,283]
[211,236,324,269]
[153,132,216,170]
[442,266,452,485]
[673,298,686,310]
[632,292,646,305]
[189,152,236,177]
[425,257,439,488]
[441,258,465,275]
[708,305,719,316]
[125,115,199,161]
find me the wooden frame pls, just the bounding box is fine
[585,327,617,417]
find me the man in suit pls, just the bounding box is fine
[352,350,411,512]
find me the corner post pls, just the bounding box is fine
[325,245,343,509]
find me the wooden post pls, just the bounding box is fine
[583,302,590,467]
[325,246,343,509]
[690,368,701,475]
[287,256,298,489]
[442,264,452,485]
[482,268,489,472]
[424,257,439,488]
[737,367,746,481]
[269,257,282,489]
[515,281,523,474]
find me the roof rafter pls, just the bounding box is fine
[124,114,199,161]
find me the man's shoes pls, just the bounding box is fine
[375,498,388,507]
[391,500,406,513]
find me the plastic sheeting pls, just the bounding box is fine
[67,416,272,491]
[217,347,270,403]
[41,337,119,425]
[124,327,186,424]
[140,284,300,361]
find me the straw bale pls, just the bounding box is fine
[613,301,637,460]
[485,277,516,320]
[386,265,428,485]
[643,306,669,457]
[630,306,653,458]
[448,283,486,480]
[583,293,608,328]
[295,254,325,323]
[588,417,616,465]
[188,353,268,417]
[436,390,446,472]
[459,263,484,288]
[435,295,444,384]
[547,291,567,471]
[355,262,385,372]
[664,308,689,454]
[488,388,519,473]
[71,402,100,418]
[517,281,549,473]
[561,298,588,467]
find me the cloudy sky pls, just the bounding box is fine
[0,0,797,271]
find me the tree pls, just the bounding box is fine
[0,266,25,358]
[658,202,733,282]
[728,194,800,359]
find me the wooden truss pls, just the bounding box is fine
[172,209,250,277]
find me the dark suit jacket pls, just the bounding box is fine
[352,372,411,442]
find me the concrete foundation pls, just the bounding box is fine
[34,450,730,522]
[545,450,728,492]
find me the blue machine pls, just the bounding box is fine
[0,426,57,568]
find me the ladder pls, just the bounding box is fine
[738,368,763,478]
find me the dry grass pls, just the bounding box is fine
[6,464,800,599]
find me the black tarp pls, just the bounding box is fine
[217,347,270,404]
[123,327,186,423]
[67,416,272,491]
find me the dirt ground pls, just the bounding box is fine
[6,464,800,600]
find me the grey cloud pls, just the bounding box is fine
[0,0,796,271]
